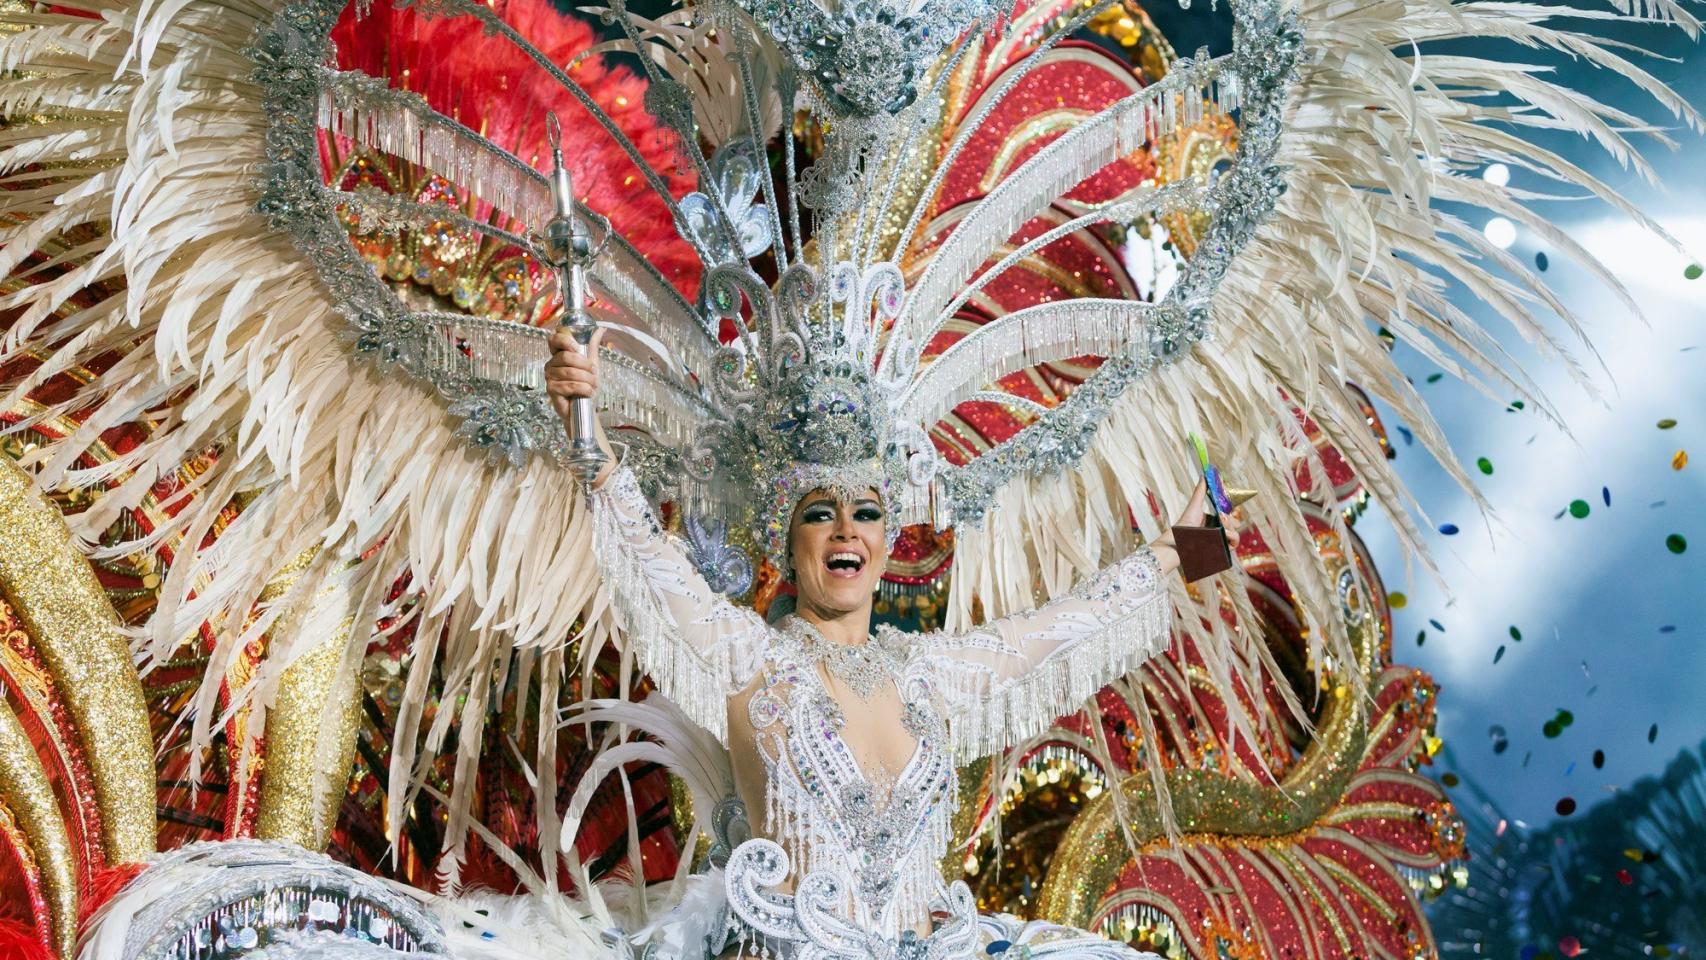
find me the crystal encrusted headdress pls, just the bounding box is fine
[254,0,1299,590]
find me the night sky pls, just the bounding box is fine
[1343,13,1706,828]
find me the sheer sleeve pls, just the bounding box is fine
[921,548,1171,759]
[591,466,769,744]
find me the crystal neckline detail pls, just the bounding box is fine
[779,616,913,699]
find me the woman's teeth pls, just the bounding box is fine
[825,552,864,577]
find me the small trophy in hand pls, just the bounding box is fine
[1172,432,1248,583]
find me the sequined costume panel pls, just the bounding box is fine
[592,467,1171,959]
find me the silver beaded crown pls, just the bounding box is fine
[252,0,1301,592]
[697,257,924,570]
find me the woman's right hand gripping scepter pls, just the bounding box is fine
[544,326,618,491]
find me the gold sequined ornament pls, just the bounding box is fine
[253,555,369,851]
[0,456,155,865]
[0,688,78,956]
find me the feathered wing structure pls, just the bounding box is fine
[0,0,1698,936]
[0,0,706,889]
[891,0,1703,686]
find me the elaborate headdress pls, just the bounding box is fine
[281,0,1300,582]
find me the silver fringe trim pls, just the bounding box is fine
[942,591,1172,760]
[331,183,544,257]
[920,178,1205,341]
[328,183,715,388]
[591,475,736,745]
[421,321,707,469]
[960,391,1047,417]
[408,310,710,454]
[598,354,716,453]
[899,299,1161,430]
[758,782,957,940]
[319,72,553,225]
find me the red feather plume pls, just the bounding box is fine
[330,0,703,299]
[0,918,53,960]
[78,862,145,926]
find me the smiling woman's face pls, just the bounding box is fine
[787,488,888,617]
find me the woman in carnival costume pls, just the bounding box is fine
[0,0,1696,957]
[542,324,1232,959]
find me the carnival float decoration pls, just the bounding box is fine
[0,0,1694,956]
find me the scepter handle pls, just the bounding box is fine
[544,111,608,492]
[560,278,607,491]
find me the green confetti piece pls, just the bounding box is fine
[1544,720,1562,739]
[1509,399,1525,411]
[1387,591,1408,609]
[1416,630,1426,647]
[1658,418,1678,430]
[1666,533,1687,554]
[1509,625,1522,641]
[1686,263,1703,281]
[1477,457,1494,475]
[1557,709,1574,727]
[1569,500,1591,519]
[1426,372,1444,383]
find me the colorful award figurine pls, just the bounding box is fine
[1172,433,1236,582]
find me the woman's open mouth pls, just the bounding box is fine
[824,551,866,579]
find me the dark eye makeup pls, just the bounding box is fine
[799,499,884,524]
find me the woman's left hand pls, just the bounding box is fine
[1151,477,1245,575]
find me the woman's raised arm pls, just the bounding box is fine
[921,479,1217,759]
[549,327,767,744]
[921,546,1172,760]
[590,467,769,744]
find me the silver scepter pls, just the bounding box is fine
[541,112,610,492]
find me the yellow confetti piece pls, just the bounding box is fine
[1424,735,1444,758]
[1387,591,1408,609]
[1673,449,1689,471]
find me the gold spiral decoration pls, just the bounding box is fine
[0,455,156,866]
[1036,565,1379,928]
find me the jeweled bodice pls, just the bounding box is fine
[733,618,962,941]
